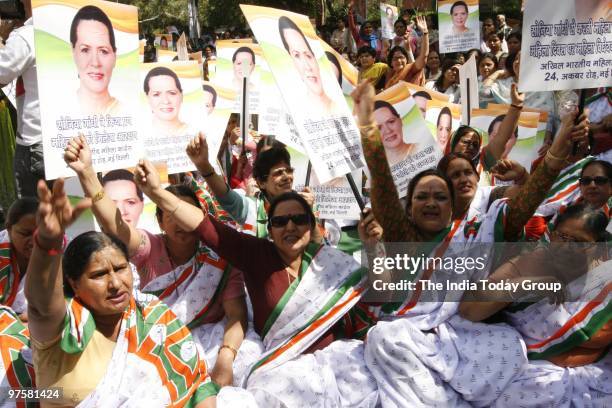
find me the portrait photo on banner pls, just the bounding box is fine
[438,0,481,53]
[32,0,142,179]
[373,82,443,197]
[241,5,364,184]
[140,61,213,174]
[380,3,399,40]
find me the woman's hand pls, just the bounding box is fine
[186,132,213,173]
[546,110,589,169]
[134,159,163,198]
[64,134,93,175]
[358,208,383,248]
[298,186,315,208]
[415,15,428,33]
[351,80,376,126]
[510,83,524,107]
[491,159,527,182]
[36,179,91,244]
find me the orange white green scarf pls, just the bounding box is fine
[63,297,217,407]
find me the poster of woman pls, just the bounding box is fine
[438,0,481,53]
[241,5,364,184]
[374,83,443,197]
[32,0,142,179]
[139,62,218,174]
[380,3,399,40]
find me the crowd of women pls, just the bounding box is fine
[0,4,610,408]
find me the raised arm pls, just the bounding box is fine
[413,16,429,72]
[347,1,360,44]
[64,135,143,256]
[351,81,416,242]
[187,133,251,225]
[503,111,589,241]
[482,84,523,163]
[25,179,90,342]
[134,159,263,273]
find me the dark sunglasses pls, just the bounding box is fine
[579,176,609,186]
[269,213,311,228]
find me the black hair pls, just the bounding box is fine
[256,136,285,154]
[267,191,316,230]
[506,31,522,43]
[143,66,183,94]
[436,106,452,127]
[232,46,255,64]
[478,52,498,69]
[504,51,519,77]
[63,231,129,296]
[437,152,479,180]
[486,31,501,42]
[70,5,116,52]
[406,168,455,212]
[357,45,376,58]
[393,19,407,29]
[5,197,38,230]
[155,184,201,221]
[252,146,291,182]
[554,203,610,242]
[386,45,409,66]
[102,169,143,201]
[450,1,468,15]
[324,51,342,85]
[450,125,482,157]
[580,160,612,181]
[278,16,314,55]
[488,114,518,139]
[374,100,400,118]
[434,59,460,91]
[413,91,432,101]
[202,84,217,107]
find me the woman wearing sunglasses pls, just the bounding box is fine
[353,79,590,406]
[132,158,382,406]
[460,203,611,405]
[63,136,251,388]
[186,134,318,240]
[526,158,611,241]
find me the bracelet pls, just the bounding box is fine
[33,229,66,256]
[202,170,215,178]
[358,122,377,130]
[91,189,105,203]
[218,345,238,360]
[545,149,569,162]
[510,103,524,110]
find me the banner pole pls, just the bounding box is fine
[345,173,365,211]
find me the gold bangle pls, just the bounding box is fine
[358,122,377,130]
[218,344,238,360]
[91,189,105,204]
[545,150,569,162]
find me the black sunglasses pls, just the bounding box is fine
[269,213,311,228]
[579,176,609,186]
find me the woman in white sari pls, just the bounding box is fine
[131,156,382,407]
[352,80,589,407]
[460,203,611,406]
[25,179,216,407]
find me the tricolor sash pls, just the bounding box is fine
[0,307,35,408]
[242,193,268,238]
[244,244,367,383]
[505,260,612,360]
[63,297,218,407]
[142,244,231,329]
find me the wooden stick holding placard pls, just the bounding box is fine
[240,75,250,155]
[305,162,312,187]
[345,173,365,211]
[573,89,586,155]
